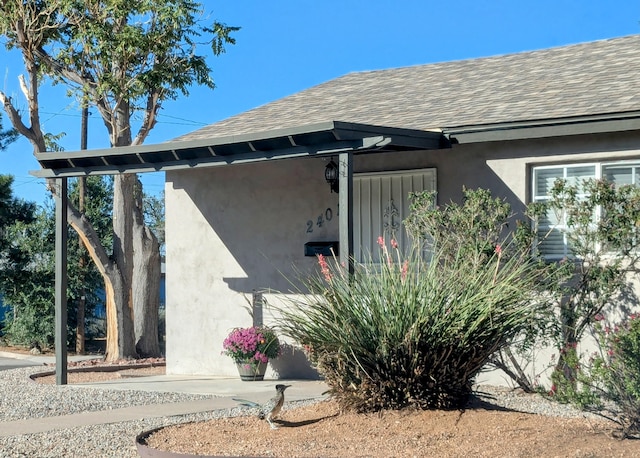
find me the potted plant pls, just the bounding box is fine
[222,326,281,381]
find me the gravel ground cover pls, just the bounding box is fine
[0,365,636,457]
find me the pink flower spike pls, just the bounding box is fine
[495,244,502,255]
[594,313,605,322]
[377,236,385,247]
[390,239,398,249]
[317,253,332,281]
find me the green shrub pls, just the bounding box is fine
[569,315,640,438]
[278,239,546,412]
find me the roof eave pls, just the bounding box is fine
[445,111,640,144]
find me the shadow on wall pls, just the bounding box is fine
[174,157,336,295]
[270,343,320,380]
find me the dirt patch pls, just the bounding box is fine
[0,340,106,356]
[0,344,53,356]
[142,399,638,457]
[33,365,165,384]
[28,356,166,384]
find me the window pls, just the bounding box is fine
[602,163,640,186]
[532,161,640,259]
[354,168,436,263]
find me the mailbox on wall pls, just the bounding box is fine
[304,241,339,257]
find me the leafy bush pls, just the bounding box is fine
[406,187,559,392]
[279,238,546,412]
[534,178,640,394]
[567,315,640,438]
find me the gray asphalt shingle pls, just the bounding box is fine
[178,35,640,141]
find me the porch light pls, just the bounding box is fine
[325,159,339,193]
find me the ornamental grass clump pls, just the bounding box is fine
[279,238,545,412]
[222,326,280,364]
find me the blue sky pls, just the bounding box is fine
[1,0,639,204]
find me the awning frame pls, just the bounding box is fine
[32,121,447,178]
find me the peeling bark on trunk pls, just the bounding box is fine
[133,220,161,357]
[106,174,137,361]
[130,176,162,357]
[67,194,134,361]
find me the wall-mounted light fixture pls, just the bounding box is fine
[325,159,339,193]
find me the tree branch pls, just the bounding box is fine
[132,90,161,146]
[66,200,113,276]
[31,45,116,141]
[0,90,35,144]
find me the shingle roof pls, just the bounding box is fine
[178,35,640,141]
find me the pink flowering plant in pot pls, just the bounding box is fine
[222,326,281,365]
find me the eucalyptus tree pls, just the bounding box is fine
[0,1,237,360]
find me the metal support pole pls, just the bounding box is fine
[252,290,264,327]
[338,152,354,275]
[54,178,68,385]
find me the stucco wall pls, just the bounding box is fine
[165,130,640,382]
[165,157,339,376]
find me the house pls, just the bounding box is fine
[35,35,640,382]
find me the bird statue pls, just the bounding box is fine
[233,384,291,429]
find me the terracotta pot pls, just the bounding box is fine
[235,361,267,381]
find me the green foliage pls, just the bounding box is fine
[405,188,561,392]
[0,114,18,150]
[445,180,640,395]
[406,187,516,265]
[0,208,57,347]
[69,176,114,251]
[562,316,640,438]
[539,178,640,395]
[0,175,36,239]
[549,178,640,259]
[25,1,238,115]
[0,176,112,348]
[65,176,113,336]
[278,235,549,412]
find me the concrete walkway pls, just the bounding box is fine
[0,351,328,437]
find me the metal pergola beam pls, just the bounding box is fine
[31,121,446,178]
[338,152,354,274]
[54,178,68,385]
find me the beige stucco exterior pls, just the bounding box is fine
[165,130,640,383]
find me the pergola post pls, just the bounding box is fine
[54,177,68,385]
[338,152,354,274]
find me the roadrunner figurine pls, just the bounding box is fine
[233,384,291,429]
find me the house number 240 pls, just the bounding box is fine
[306,207,334,233]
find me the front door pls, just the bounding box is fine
[353,168,436,262]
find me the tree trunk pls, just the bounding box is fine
[132,176,161,357]
[132,219,161,357]
[105,173,137,361]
